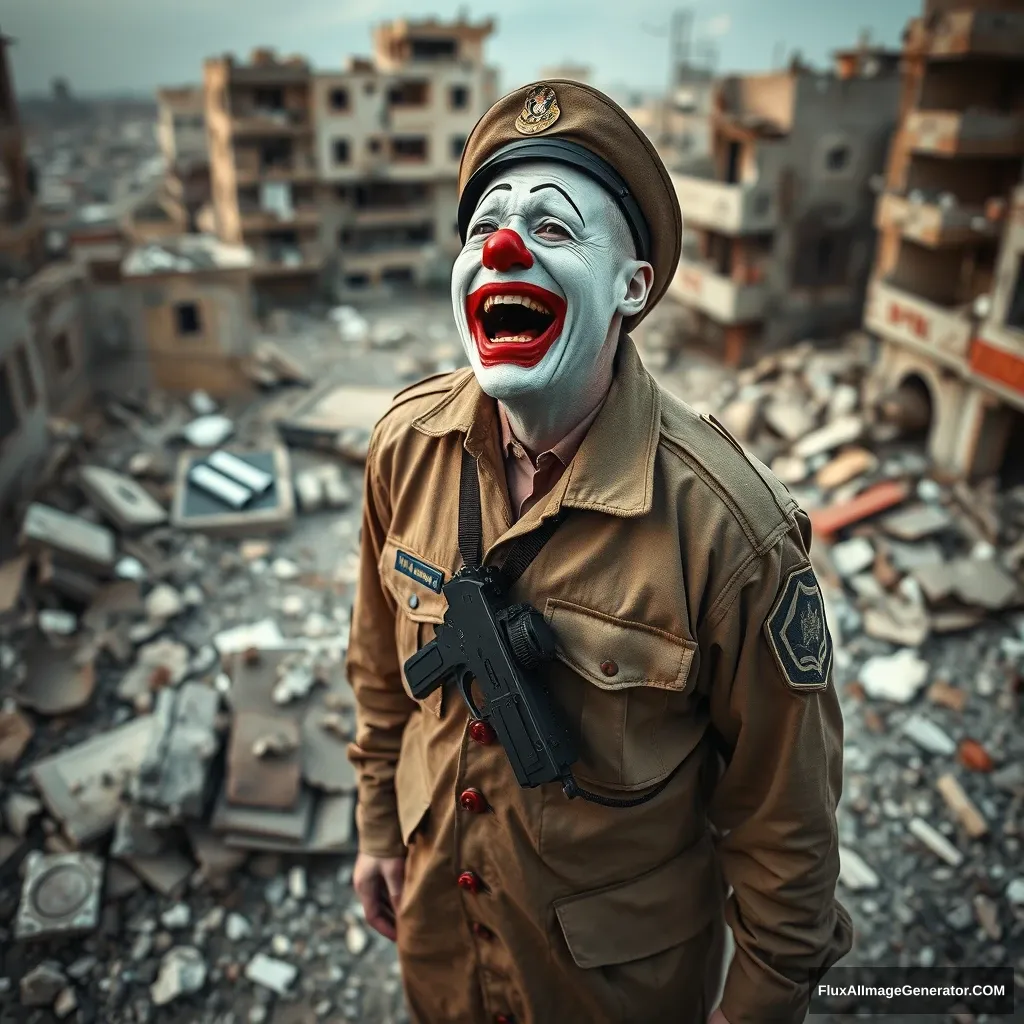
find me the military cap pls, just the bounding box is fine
[457,79,682,329]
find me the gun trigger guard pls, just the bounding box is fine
[457,670,483,719]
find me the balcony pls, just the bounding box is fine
[912,9,1024,59]
[231,109,313,137]
[905,109,1024,158]
[876,192,1000,247]
[234,157,317,184]
[251,242,323,276]
[239,205,320,232]
[865,280,972,362]
[672,175,776,235]
[671,258,769,324]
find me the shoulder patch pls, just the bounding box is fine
[764,565,833,692]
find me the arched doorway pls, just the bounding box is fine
[879,372,933,443]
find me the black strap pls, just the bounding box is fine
[458,447,567,587]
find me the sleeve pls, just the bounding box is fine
[345,428,418,859]
[705,511,854,1024]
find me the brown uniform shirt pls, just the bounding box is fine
[347,336,853,1024]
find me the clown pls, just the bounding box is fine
[347,81,851,1024]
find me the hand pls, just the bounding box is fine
[708,1009,730,1024]
[353,853,406,942]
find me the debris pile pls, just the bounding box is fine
[0,377,405,1022]
[646,331,1024,993]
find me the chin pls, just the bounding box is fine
[471,360,555,400]
[464,282,567,369]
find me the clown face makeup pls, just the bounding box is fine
[452,160,653,450]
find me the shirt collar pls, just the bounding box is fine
[410,334,660,519]
[496,398,603,469]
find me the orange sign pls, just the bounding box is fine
[887,301,929,340]
[969,338,1024,395]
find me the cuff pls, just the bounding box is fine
[355,786,405,859]
[718,945,808,1024]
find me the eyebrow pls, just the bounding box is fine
[480,182,512,205]
[528,183,585,226]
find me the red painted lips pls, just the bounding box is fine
[465,282,567,368]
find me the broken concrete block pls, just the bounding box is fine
[838,846,880,891]
[936,773,988,839]
[146,584,185,622]
[213,618,284,656]
[20,503,117,576]
[245,953,297,995]
[792,415,863,458]
[118,638,190,702]
[294,471,324,513]
[38,609,78,636]
[15,851,104,940]
[902,714,956,756]
[120,850,194,897]
[78,465,167,533]
[0,554,29,616]
[860,649,929,703]
[134,683,221,820]
[908,816,963,867]
[54,987,77,1019]
[276,382,396,450]
[4,792,43,837]
[831,537,875,578]
[20,962,67,1007]
[171,447,295,537]
[183,414,234,448]
[151,946,207,1006]
[227,711,301,810]
[880,503,954,541]
[862,593,930,648]
[763,400,816,442]
[31,716,155,845]
[815,447,877,490]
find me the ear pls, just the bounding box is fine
[616,260,655,319]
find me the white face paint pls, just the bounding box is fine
[451,161,653,448]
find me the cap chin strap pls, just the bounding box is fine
[458,138,652,263]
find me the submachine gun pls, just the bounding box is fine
[403,563,578,794]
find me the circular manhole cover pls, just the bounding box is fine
[31,864,94,919]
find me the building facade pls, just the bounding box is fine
[864,0,1024,478]
[157,86,211,233]
[201,18,496,308]
[669,46,902,366]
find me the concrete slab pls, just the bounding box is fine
[170,446,295,537]
[78,465,168,533]
[20,503,117,576]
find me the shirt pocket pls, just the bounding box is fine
[543,598,701,789]
[379,536,449,719]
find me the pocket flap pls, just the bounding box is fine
[379,537,449,623]
[553,836,717,969]
[544,599,696,691]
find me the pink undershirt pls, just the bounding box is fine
[496,400,603,522]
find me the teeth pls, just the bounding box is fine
[481,294,552,315]
[496,334,532,344]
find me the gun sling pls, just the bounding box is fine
[455,447,684,809]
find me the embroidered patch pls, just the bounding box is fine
[395,550,444,593]
[515,84,561,135]
[765,566,833,691]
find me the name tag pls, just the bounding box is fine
[395,550,445,593]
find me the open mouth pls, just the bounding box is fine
[466,282,567,368]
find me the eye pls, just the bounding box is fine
[470,220,496,238]
[536,220,571,241]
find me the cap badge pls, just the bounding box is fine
[515,84,560,135]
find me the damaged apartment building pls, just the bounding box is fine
[670,39,902,365]
[203,18,496,311]
[864,0,1024,480]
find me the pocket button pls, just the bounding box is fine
[599,659,618,677]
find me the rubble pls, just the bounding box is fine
[151,945,207,1005]
[245,952,297,995]
[78,465,168,532]
[15,852,104,940]
[20,962,68,1007]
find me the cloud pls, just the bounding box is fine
[706,13,732,37]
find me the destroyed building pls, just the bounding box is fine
[202,17,497,311]
[670,41,902,366]
[864,0,1024,479]
[156,86,211,235]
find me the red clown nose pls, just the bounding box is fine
[481,228,534,272]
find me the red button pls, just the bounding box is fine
[469,720,497,745]
[459,788,488,814]
[471,922,494,940]
[495,1016,515,1024]
[457,870,483,894]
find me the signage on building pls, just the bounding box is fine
[887,300,930,341]
[969,338,1024,396]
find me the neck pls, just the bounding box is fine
[499,327,618,457]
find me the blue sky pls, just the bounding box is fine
[5,0,922,98]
